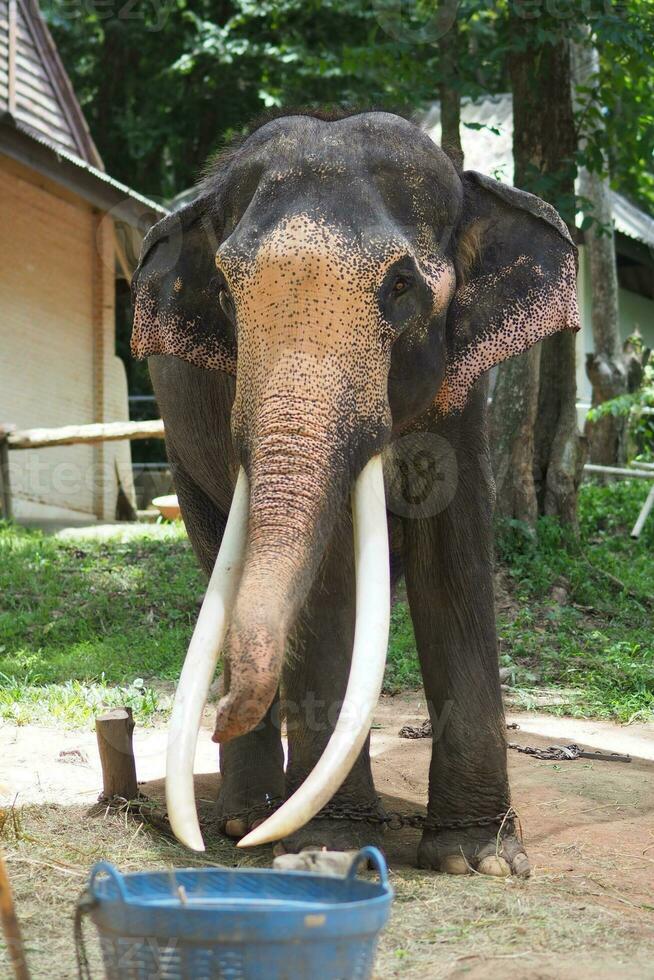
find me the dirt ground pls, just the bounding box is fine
[1,695,654,979]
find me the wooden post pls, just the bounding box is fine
[0,426,15,521]
[0,844,30,980]
[631,485,654,540]
[96,708,138,801]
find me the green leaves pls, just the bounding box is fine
[39,1,652,241]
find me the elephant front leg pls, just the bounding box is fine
[403,443,530,878]
[217,688,285,838]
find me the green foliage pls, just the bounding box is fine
[0,673,166,726]
[38,0,500,197]
[586,359,654,459]
[495,480,654,721]
[593,0,654,214]
[41,0,448,197]
[385,601,421,693]
[40,1,653,222]
[385,479,654,720]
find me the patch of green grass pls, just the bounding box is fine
[1,478,652,726]
[496,479,654,722]
[0,673,169,727]
[385,601,421,692]
[384,481,654,720]
[0,521,202,726]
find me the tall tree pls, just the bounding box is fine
[438,1,464,169]
[489,5,584,528]
[573,35,627,465]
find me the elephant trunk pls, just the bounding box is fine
[213,414,343,743]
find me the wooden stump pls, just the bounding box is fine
[95,707,138,800]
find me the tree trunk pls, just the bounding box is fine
[490,23,584,528]
[438,5,463,170]
[572,38,627,465]
[489,345,541,528]
[535,330,584,525]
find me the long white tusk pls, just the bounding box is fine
[238,454,390,848]
[166,467,249,851]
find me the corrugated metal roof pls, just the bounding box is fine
[422,93,654,250]
[0,114,168,224]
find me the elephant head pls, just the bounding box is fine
[132,110,579,850]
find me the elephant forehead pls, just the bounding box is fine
[220,212,407,282]
[219,214,403,339]
[219,213,455,349]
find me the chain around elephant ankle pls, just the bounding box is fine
[313,799,516,835]
[218,796,516,836]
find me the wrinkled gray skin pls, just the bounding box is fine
[135,109,578,877]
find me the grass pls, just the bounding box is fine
[0,478,653,727]
[377,480,654,722]
[494,479,654,722]
[0,522,199,725]
[0,675,168,727]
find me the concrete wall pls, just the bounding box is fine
[0,154,134,522]
[575,244,654,423]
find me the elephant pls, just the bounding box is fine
[132,108,579,877]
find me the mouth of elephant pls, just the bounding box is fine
[164,453,391,852]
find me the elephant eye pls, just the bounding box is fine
[392,276,410,295]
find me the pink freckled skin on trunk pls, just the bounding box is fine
[212,429,343,741]
[212,622,283,742]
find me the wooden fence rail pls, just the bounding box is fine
[2,420,653,535]
[0,420,165,521]
[6,419,165,450]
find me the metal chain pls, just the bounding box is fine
[398,719,433,739]
[507,742,631,763]
[220,795,284,825]
[507,742,583,761]
[220,795,515,835]
[315,800,515,834]
[74,888,96,980]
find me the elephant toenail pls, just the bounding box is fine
[513,853,531,878]
[224,819,248,838]
[440,854,471,875]
[477,855,511,877]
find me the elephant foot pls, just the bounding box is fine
[417,823,530,878]
[273,819,385,857]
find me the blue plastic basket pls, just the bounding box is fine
[83,846,393,980]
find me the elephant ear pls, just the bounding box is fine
[436,171,579,415]
[131,199,237,374]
